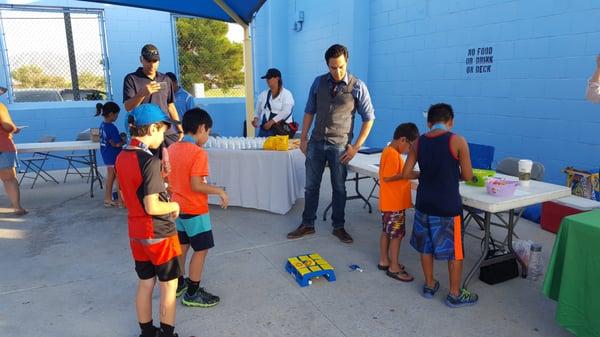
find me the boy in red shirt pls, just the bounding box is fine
[377,123,419,282]
[168,108,228,307]
[115,103,182,337]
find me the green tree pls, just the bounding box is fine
[176,18,244,95]
[78,71,105,90]
[11,65,68,88]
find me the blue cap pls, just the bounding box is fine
[129,103,179,127]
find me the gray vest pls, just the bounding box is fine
[311,74,358,145]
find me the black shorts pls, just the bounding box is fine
[176,213,215,252]
[178,230,215,252]
[134,257,181,282]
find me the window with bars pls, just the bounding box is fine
[0,7,110,103]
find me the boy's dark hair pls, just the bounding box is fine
[127,114,167,137]
[166,72,177,84]
[393,123,419,141]
[325,44,348,63]
[427,103,454,124]
[95,101,120,117]
[182,108,213,134]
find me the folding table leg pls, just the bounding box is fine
[463,211,491,288]
[89,150,95,198]
[93,150,103,189]
[322,172,372,221]
[354,173,372,213]
[363,178,378,209]
[88,149,103,198]
[506,209,527,278]
[27,160,59,188]
[18,160,32,185]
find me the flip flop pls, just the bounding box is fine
[386,269,414,282]
[377,264,405,271]
[104,201,117,208]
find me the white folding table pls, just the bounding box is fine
[341,153,571,287]
[459,175,570,287]
[16,141,103,197]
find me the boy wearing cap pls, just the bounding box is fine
[252,68,295,137]
[123,44,183,145]
[168,108,228,308]
[115,103,182,337]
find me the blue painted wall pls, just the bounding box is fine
[252,0,600,184]
[3,0,599,184]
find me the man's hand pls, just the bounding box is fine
[340,144,358,164]
[218,189,229,209]
[300,138,308,155]
[251,117,260,128]
[177,132,184,141]
[140,82,161,97]
[263,120,275,130]
[14,127,21,135]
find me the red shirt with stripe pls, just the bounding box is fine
[115,139,176,239]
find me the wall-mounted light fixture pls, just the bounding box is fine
[293,11,304,32]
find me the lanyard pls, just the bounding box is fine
[431,123,448,131]
[127,139,153,155]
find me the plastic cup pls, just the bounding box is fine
[518,159,533,186]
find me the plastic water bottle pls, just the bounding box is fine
[526,243,543,281]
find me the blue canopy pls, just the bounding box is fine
[79,0,266,24]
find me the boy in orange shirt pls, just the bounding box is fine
[377,123,419,282]
[167,108,228,307]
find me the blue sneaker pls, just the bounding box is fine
[422,280,440,299]
[445,288,479,308]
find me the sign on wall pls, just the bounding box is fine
[466,47,493,74]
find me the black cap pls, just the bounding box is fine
[260,68,281,79]
[141,44,160,62]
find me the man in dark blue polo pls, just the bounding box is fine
[123,44,183,145]
[287,44,375,244]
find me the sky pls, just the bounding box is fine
[227,23,244,43]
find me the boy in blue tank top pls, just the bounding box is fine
[402,103,478,308]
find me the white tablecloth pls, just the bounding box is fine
[205,148,305,214]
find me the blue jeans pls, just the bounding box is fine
[302,141,348,229]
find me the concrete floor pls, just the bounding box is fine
[0,169,573,337]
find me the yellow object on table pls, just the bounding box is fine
[263,135,289,151]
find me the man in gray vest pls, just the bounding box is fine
[287,44,375,244]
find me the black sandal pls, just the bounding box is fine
[377,264,405,271]
[386,269,414,282]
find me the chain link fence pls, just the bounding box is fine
[175,16,245,98]
[0,8,108,102]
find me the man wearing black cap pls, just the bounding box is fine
[252,68,295,137]
[123,44,183,145]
